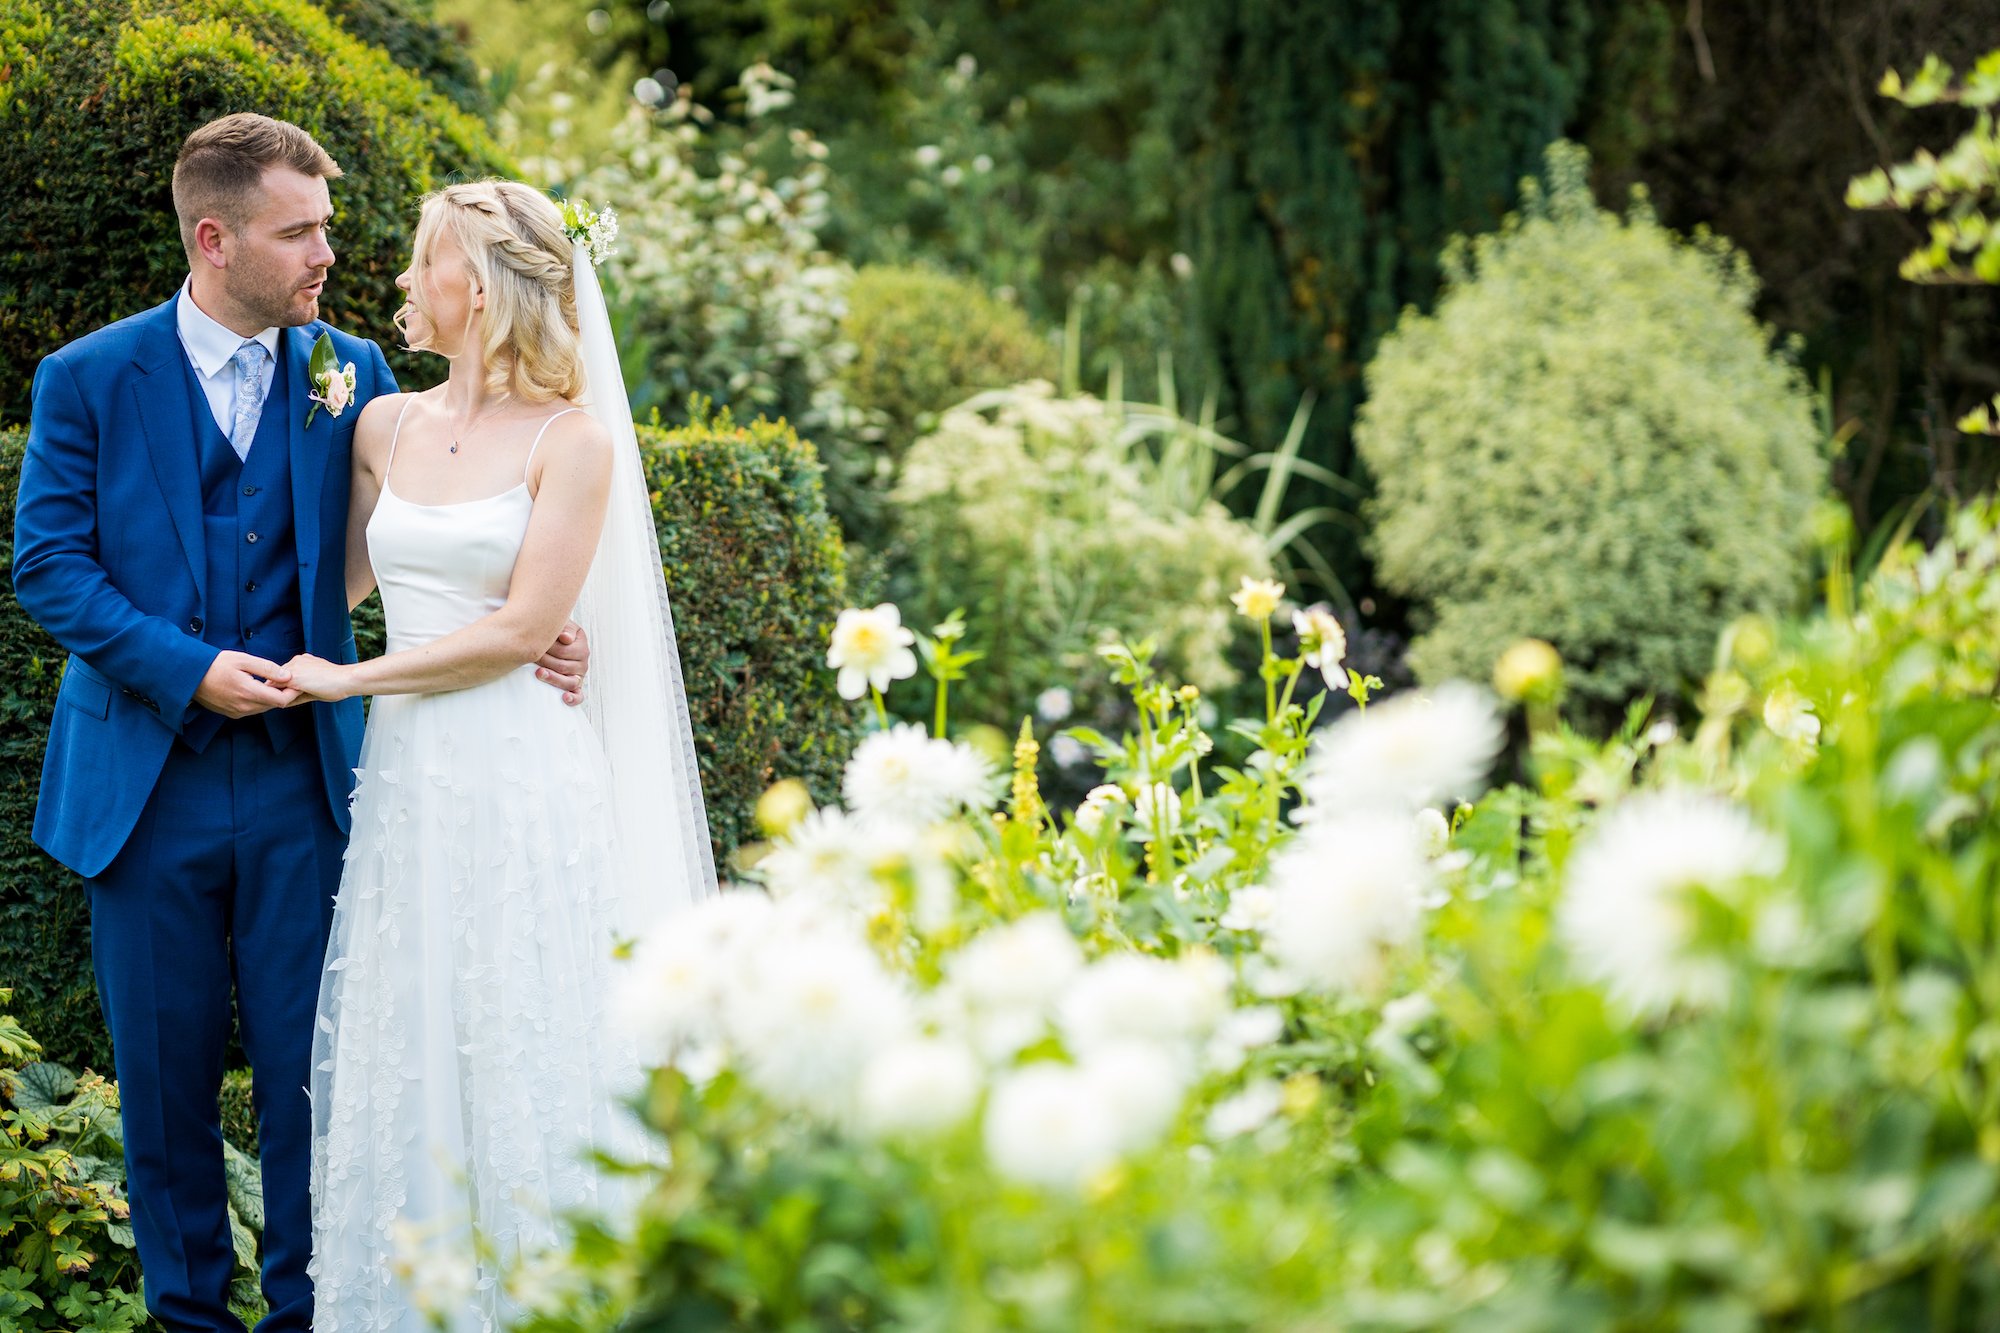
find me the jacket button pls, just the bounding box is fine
[242,485,258,497]
[245,580,259,593]
[245,532,260,544]
[188,617,203,633]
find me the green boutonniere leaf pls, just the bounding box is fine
[305,332,335,427]
[308,331,335,380]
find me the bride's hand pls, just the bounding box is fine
[282,653,356,704]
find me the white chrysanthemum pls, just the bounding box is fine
[1134,782,1182,831]
[1261,812,1431,994]
[1297,682,1504,814]
[1073,784,1128,836]
[1056,952,1229,1058]
[1204,1004,1285,1075]
[946,912,1085,1016]
[389,1220,475,1318]
[613,890,776,1062]
[855,1036,983,1139]
[1415,807,1451,857]
[1762,685,1821,745]
[843,724,999,825]
[1036,687,1074,723]
[1231,576,1285,621]
[1558,789,1784,1018]
[1219,885,1279,932]
[758,807,881,909]
[1291,606,1348,688]
[1205,1079,1284,1140]
[730,932,915,1117]
[1080,1041,1190,1152]
[983,1062,1125,1191]
[826,603,919,701]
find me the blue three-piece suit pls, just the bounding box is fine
[13,290,394,1331]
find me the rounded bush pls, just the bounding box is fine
[0,416,856,1065]
[0,0,512,422]
[1355,143,1826,717]
[641,407,860,862]
[839,265,1054,450]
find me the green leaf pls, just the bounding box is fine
[10,1063,74,1118]
[308,331,335,381]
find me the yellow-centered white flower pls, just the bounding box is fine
[1231,575,1286,621]
[826,603,919,700]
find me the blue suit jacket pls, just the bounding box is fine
[13,296,395,878]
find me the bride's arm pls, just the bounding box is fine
[345,395,396,611]
[296,413,612,701]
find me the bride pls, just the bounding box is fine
[280,180,716,1329]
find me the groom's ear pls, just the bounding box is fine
[191,216,233,271]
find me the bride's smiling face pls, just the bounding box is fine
[395,225,482,356]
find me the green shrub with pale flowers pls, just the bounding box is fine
[891,381,1274,731]
[1357,142,1827,724]
[421,484,2000,1330]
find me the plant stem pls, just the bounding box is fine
[870,687,889,732]
[1262,618,1276,723]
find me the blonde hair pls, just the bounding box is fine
[173,113,342,259]
[397,180,585,402]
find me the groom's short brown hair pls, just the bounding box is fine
[172,113,343,258]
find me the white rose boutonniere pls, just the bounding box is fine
[305,332,357,428]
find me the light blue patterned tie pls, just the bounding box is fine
[228,340,270,461]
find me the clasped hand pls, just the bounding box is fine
[193,622,593,713]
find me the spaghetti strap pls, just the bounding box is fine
[384,395,418,482]
[523,407,587,482]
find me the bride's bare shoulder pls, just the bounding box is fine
[352,391,424,472]
[524,402,612,493]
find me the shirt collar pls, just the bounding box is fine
[175,279,283,378]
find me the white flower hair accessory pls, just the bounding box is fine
[558,196,620,269]
[304,332,356,428]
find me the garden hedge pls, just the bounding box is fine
[0,417,857,1068]
[0,0,514,424]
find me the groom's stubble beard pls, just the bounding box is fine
[229,252,327,330]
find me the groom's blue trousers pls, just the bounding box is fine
[87,720,345,1333]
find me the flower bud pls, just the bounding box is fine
[1493,637,1562,703]
[754,778,813,837]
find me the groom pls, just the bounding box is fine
[12,114,587,1331]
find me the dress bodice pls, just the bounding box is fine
[363,400,584,657]
[367,482,532,655]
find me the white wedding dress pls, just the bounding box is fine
[309,407,651,1332]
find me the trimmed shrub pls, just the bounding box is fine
[839,265,1054,453]
[0,434,96,1072]
[833,264,1054,550]
[0,0,513,423]
[0,416,855,1066]
[642,407,859,860]
[1355,143,1826,718]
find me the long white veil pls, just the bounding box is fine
[570,249,719,929]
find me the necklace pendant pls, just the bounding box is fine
[449,443,458,454]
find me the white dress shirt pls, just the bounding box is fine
[174,281,282,450]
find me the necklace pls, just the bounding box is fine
[447,393,513,455]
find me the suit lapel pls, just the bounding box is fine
[131,300,207,606]
[285,325,324,616]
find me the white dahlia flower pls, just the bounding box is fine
[1296,681,1504,815]
[1557,789,1783,1018]
[855,1035,984,1139]
[826,603,918,701]
[1261,811,1431,994]
[983,1061,1125,1191]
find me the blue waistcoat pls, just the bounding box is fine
[180,349,308,753]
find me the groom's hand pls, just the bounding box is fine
[535,621,589,707]
[193,651,299,718]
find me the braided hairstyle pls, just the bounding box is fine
[397,179,586,402]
